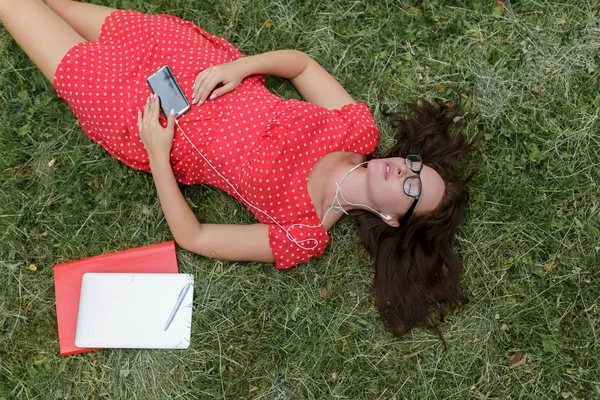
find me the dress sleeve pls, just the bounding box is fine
[335,102,380,155]
[268,223,330,269]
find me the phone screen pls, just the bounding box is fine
[146,66,190,118]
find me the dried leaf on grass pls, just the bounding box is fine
[329,372,338,382]
[506,351,527,368]
[13,166,31,177]
[493,1,505,16]
[33,227,48,239]
[545,261,559,271]
[185,197,198,209]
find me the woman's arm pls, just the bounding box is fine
[192,50,355,110]
[149,157,274,262]
[139,95,274,263]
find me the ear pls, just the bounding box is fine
[383,216,400,228]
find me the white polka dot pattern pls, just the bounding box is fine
[53,10,379,269]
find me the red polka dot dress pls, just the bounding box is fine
[53,10,379,269]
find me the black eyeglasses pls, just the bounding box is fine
[400,154,422,226]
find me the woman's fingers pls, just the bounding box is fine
[143,95,152,125]
[193,69,209,94]
[140,94,161,132]
[166,109,176,132]
[193,68,208,88]
[193,67,225,105]
[137,108,143,131]
[210,82,236,99]
[137,93,177,160]
[150,93,160,121]
[193,79,212,105]
[200,75,225,104]
[192,69,209,104]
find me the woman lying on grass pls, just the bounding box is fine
[1,0,476,337]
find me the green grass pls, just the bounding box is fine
[1,0,599,398]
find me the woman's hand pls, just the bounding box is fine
[192,60,246,105]
[137,94,176,162]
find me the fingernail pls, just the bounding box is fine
[209,93,217,100]
[191,93,195,99]
[170,109,175,116]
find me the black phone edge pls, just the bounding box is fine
[146,65,191,118]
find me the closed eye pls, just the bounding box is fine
[404,177,422,197]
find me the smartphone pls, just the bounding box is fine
[146,65,190,118]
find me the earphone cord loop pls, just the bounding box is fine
[172,120,382,251]
[174,119,318,250]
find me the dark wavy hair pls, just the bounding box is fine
[350,99,478,340]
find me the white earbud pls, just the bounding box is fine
[381,213,392,221]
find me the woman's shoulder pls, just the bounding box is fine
[334,102,380,155]
[335,102,378,128]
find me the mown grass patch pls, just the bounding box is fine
[1,0,599,398]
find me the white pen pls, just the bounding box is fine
[163,283,192,331]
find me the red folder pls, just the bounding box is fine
[53,241,178,356]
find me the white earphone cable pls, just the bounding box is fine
[173,119,385,251]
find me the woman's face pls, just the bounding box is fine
[366,157,445,225]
